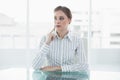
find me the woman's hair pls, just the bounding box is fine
[54,6,72,20]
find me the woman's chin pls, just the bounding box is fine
[56,28,63,31]
[56,27,68,32]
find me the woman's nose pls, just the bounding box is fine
[55,19,60,24]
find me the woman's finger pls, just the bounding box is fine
[49,27,55,33]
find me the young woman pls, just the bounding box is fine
[32,6,89,72]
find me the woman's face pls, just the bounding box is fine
[54,10,71,31]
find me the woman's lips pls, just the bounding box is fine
[56,25,61,27]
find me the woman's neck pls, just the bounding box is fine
[57,30,68,39]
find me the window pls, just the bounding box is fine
[1,0,119,49]
[0,0,90,49]
[91,0,120,48]
[0,0,27,49]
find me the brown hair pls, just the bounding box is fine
[54,6,72,20]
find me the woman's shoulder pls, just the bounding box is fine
[70,32,86,46]
[70,32,82,40]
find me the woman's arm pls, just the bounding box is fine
[32,36,50,70]
[40,66,62,71]
[32,28,56,70]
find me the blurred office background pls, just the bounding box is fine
[0,0,120,72]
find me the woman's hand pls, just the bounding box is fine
[45,28,56,45]
[40,66,61,71]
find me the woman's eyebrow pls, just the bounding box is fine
[59,16,64,17]
[54,16,64,17]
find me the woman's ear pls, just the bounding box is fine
[69,19,71,24]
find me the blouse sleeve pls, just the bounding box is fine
[32,36,50,70]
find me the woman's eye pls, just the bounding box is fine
[59,17,64,20]
[54,17,57,20]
